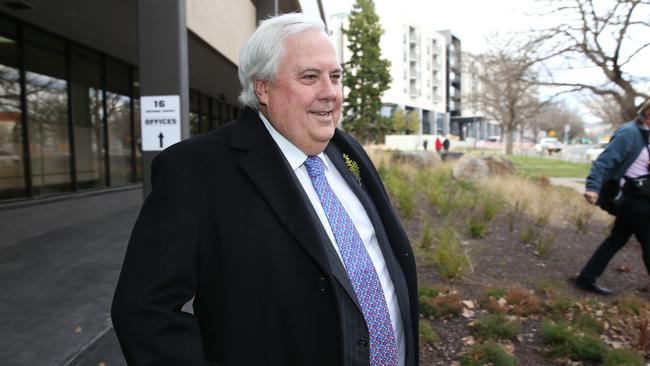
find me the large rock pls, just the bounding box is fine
[452,156,490,181]
[483,156,514,176]
[390,150,442,168]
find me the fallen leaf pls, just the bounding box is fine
[462,300,476,309]
[462,335,476,346]
[462,308,475,318]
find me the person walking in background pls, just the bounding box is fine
[111,13,418,366]
[577,100,650,295]
[442,137,450,153]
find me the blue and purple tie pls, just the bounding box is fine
[304,155,397,366]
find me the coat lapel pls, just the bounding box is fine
[232,109,333,276]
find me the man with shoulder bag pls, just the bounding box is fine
[577,99,650,295]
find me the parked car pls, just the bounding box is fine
[534,137,563,154]
[585,143,607,162]
[0,150,20,166]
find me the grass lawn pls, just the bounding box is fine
[507,155,591,178]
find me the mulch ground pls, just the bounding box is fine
[409,206,650,365]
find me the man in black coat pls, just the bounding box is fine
[111,13,419,366]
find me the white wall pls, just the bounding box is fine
[186,0,257,66]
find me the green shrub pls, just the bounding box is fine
[540,319,608,363]
[535,233,554,257]
[543,296,574,318]
[461,342,517,366]
[617,295,646,316]
[573,207,593,235]
[520,226,537,245]
[520,226,553,257]
[418,286,440,299]
[420,294,462,319]
[471,314,521,341]
[419,320,440,346]
[420,217,434,248]
[484,288,507,299]
[468,216,488,238]
[430,227,470,279]
[603,349,643,366]
[383,165,416,218]
[481,194,503,221]
[572,313,603,335]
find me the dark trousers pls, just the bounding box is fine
[580,197,650,283]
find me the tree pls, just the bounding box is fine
[585,94,624,127]
[342,0,392,143]
[529,102,585,142]
[532,0,650,122]
[465,38,548,154]
[390,108,420,135]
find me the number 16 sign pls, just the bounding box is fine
[140,95,182,151]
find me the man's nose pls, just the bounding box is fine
[318,77,339,101]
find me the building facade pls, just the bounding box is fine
[458,51,501,141]
[0,0,326,246]
[0,0,325,204]
[330,1,452,137]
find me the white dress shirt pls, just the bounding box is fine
[260,112,405,365]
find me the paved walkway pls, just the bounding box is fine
[0,207,137,366]
[549,177,586,193]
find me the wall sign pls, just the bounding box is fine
[140,95,181,151]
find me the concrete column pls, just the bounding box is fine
[257,0,279,23]
[137,0,190,197]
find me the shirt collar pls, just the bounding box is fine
[258,111,330,172]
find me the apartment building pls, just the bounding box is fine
[459,51,501,140]
[330,1,453,136]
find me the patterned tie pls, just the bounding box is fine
[304,155,397,366]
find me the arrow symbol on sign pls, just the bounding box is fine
[158,132,164,148]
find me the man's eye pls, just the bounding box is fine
[331,74,342,81]
[303,75,317,80]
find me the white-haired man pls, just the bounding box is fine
[112,13,419,366]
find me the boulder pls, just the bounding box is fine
[452,156,490,181]
[390,150,442,168]
[483,156,514,176]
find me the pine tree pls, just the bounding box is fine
[342,0,391,143]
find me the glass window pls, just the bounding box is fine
[132,68,141,182]
[24,27,71,195]
[0,15,26,199]
[210,98,220,128]
[200,93,210,132]
[189,90,199,136]
[106,57,133,186]
[70,45,105,189]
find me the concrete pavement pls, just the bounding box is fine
[0,204,138,366]
[549,177,586,192]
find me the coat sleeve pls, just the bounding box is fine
[111,151,209,366]
[585,128,632,193]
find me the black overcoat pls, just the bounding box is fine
[111,108,418,365]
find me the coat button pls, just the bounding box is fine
[357,337,369,350]
[317,277,329,292]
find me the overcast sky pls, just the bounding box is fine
[324,0,543,53]
[323,0,649,124]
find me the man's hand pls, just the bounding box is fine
[584,191,599,205]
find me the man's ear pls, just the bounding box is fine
[254,79,269,106]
